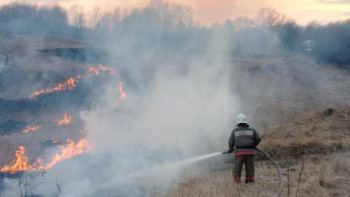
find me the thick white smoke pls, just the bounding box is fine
[1,2,243,196]
[74,28,239,196]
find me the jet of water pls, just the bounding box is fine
[92,152,222,192]
[125,152,222,180]
[169,152,222,167]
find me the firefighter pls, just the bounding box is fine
[223,113,261,183]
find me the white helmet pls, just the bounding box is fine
[236,113,248,125]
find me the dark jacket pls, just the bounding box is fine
[228,125,261,156]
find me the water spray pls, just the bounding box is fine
[90,149,282,197]
[89,152,223,193]
[122,152,222,181]
[171,152,222,166]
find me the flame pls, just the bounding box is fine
[30,75,82,98]
[52,139,59,144]
[0,146,42,174]
[43,138,92,169]
[0,139,91,174]
[29,65,113,98]
[22,125,41,133]
[113,81,126,107]
[118,81,126,99]
[87,64,113,76]
[54,113,72,125]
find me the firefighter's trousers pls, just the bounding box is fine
[233,155,255,183]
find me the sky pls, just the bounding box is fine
[1,0,350,26]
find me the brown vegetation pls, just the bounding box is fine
[260,107,350,159]
[161,107,350,197]
[162,153,350,197]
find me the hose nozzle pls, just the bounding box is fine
[222,150,232,154]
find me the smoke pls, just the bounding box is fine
[72,7,240,193]
[1,1,350,196]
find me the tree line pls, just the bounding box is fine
[0,3,350,68]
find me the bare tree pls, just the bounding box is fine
[232,17,256,29]
[3,171,46,197]
[56,171,63,194]
[89,7,101,28]
[295,157,305,197]
[0,40,15,73]
[0,38,25,74]
[257,8,286,27]
[70,5,86,30]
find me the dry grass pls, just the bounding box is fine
[160,153,350,197]
[259,107,350,159]
[159,107,350,197]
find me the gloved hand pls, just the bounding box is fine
[222,150,233,154]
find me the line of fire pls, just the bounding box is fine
[0,65,126,175]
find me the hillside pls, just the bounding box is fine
[164,107,350,197]
[1,42,350,196]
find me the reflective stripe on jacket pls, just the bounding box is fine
[228,126,261,156]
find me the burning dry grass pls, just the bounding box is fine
[21,125,41,133]
[30,75,83,98]
[53,113,72,126]
[0,138,91,174]
[87,64,114,76]
[0,63,125,175]
[113,81,127,108]
[29,64,114,98]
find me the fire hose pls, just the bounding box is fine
[223,148,283,197]
[256,148,283,197]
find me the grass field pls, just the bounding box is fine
[161,107,350,197]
